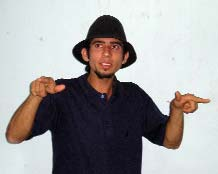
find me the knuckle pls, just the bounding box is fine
[49,78,55,84]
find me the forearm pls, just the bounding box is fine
[163,105,184,149]
[6,95,42,144]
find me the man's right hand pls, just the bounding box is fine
[30,76,65,98]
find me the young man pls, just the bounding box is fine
[6,15,210,174]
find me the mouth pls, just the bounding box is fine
[100,62,112,70]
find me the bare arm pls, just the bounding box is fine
[6,77,65,144]
[163,91,210,149]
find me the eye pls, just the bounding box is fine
[111,44,121,50]
[94,43,103,48]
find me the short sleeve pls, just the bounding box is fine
[26,94,57,140]
[136,87,169,146]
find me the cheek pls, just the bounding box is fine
[88,55,99,69]
[115,54,125,65]
[89,47,102,56]
[89,50,101,61]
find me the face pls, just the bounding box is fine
[81,38,129,79]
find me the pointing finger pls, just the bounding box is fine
[182,93,210,104]
[54,85,65,93]
[192,96,210,104]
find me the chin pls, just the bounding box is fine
[95,70,115,79]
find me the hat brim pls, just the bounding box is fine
[72,40,136,68]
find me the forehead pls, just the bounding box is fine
[90,38,122,44]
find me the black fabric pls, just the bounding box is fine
[27,74,169,174]
[86,15,127,42]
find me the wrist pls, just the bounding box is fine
[28,94,43,103]
[170,101,183,114]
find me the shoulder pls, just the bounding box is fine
[55,74,83,88]
[119,81,150,101]
[52,74,87,99]
[55,74,87,87]
[55,78,75,87]
[120,81,146,94]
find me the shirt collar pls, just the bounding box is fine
[78,73,121,101]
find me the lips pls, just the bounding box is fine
[100,62,112,69]
[102,63,111,66]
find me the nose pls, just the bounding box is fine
[103,45,111,57]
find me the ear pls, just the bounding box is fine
[122,51,129,65]
[81,48,89,62]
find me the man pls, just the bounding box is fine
[6,15,210,174]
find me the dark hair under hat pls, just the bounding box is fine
[72,15,137,68]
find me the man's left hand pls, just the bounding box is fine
[171,91,210,114]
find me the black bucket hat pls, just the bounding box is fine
[72,15,137,68]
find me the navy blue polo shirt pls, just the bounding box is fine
[27,73,169,174]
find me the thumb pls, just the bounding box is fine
[54,84,66,93]
[175,91,182,101]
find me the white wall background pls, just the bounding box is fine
[0,0,218,173]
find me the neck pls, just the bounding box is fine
[87,72,114,99]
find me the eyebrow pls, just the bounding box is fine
[90,40,123,46]
[110,42,124,47]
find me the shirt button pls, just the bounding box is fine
[100,94,105,99]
